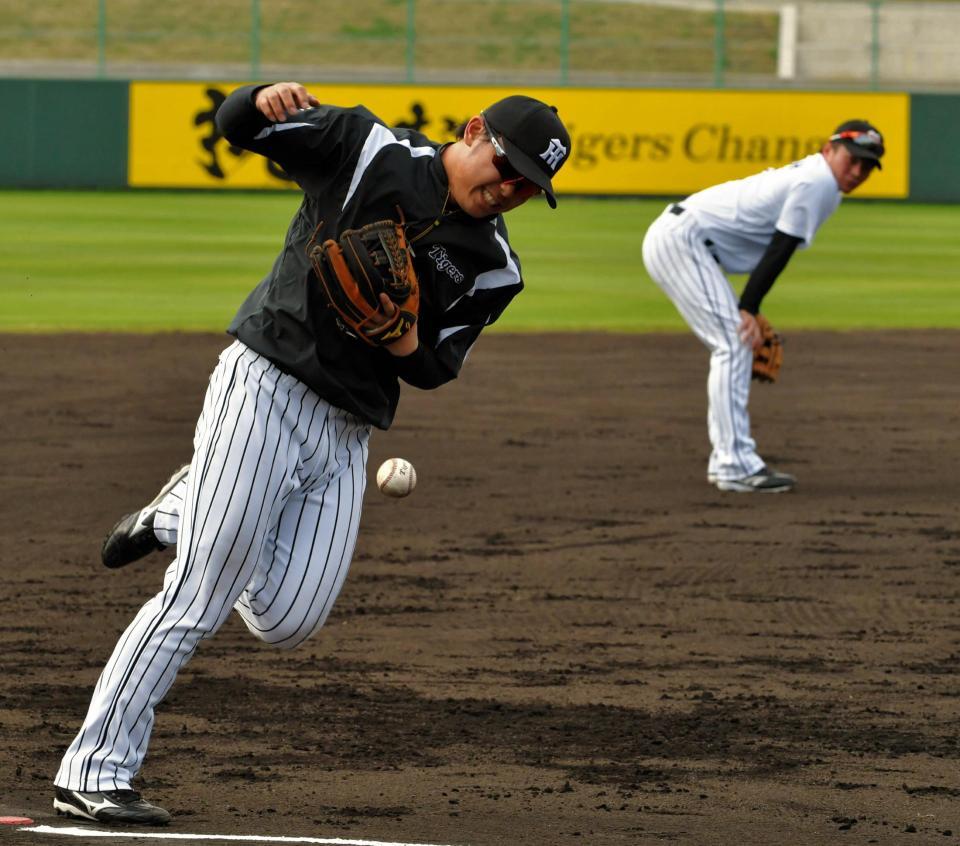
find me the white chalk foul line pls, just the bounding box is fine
[21,825,461,846]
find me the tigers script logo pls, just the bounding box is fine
[428,245,464,284]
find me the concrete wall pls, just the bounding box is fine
[792,1,960,87]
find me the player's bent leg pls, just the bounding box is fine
[151,470,188,547]
[236,407,370,650]
[56,343,307,797]
[101,464,189,569]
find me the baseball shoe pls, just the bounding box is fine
[101,464,189,569]
[715,466,795,493]
[53,786,171,825]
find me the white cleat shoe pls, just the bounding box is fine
[715,466,796,493]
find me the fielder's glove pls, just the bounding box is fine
[309,215,419,347]
[751,314,783,383]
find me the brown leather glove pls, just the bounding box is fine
[752,314,783,383]
[309,216,419,347]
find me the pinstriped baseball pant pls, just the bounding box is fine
[55,340,370,791]
[642,205,764,481]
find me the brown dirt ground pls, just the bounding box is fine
[1,331,959,846]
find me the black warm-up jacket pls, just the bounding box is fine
[217,84,524,430]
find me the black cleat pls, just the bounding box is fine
[101,464,189,569]
[53,785,171,826]
[101,510,165,569]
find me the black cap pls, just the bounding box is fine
[829,119,885,170]
[482,95,571,208]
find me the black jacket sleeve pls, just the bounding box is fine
[738,229,804,314]
[388,342,457,390]
[215,84,379,192]
[214,84,271,144]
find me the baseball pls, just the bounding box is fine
[376,458,417,498]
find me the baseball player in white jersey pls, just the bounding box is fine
[52,81,571,825]
[642,119,885,492]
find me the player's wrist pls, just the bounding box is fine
[384,327,419,357]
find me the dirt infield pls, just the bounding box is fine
[2,331,959,845]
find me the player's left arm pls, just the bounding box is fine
[738,230,803,317]
[389,220,523,390]
[387,315,487,390]
[386,336,458,390]
[388,281,522,390]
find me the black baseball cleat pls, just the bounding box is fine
[101,464,189,569]
[715,466,796,493]
[53,786,171,825]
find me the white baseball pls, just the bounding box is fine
[376,458,417,498]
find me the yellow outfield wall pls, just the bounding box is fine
[130,82,909,198]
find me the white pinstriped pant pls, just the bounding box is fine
[56,341,370,791]
[642,205,764,481]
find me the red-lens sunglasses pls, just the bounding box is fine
[486,129,541,194]
[829,129,883,152]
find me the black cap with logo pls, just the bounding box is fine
[829,119,885,170]
[482,95,571,208]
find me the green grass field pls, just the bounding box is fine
[1,190,958,332]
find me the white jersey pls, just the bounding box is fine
[683,153,841,274]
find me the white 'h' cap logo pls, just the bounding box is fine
[540,138,567,171]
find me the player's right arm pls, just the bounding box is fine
[738,310,763,350]
[216,82,318,139]
[215,83,378,188]
[253,82,319,122]
[215,84,272,141]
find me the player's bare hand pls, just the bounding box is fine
[738,310,763,350]
[378,293,419,357]
[255,83,320,123]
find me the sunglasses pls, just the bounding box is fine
[829,129,883,153]
[486,128,541,194]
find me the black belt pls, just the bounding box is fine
[670,204,720,264]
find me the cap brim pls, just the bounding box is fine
[488,123,559,208]
[841,140,883,169]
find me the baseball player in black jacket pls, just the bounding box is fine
[53,81,571,825]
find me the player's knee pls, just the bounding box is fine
[710,342,736,359]
[243,614,327,649]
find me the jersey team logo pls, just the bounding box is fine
[428,244,465,284]
[539,139,568,171]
